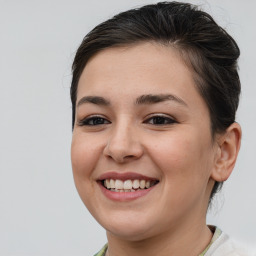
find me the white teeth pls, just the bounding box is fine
[110,179,115,189]
[133,179,140,189]
[115,180,123,189]
[124,180,132,190]
[105,179,111,189]
[140,180,146,189]
[103,179,157,191]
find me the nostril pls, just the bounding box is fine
[103,134,144,163]
[125,155,136,159]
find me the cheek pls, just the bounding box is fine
[148,133,214,217]
[149,132,213,182]
[71,134,102,209]
[71,134,100,182]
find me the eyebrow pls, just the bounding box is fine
[77,96,110,107]
[76,93,187,107]
[135,94,187,106]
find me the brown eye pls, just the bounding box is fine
[78,116,111,126]
[145,115,176,125]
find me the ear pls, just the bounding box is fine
[211,122,242,182]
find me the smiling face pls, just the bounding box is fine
[71,42,219,241]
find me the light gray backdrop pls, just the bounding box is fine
[0,0,255,255]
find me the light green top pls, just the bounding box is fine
[94,244,108,256]
[94,227,222,256]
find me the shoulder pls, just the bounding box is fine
[205,231,255,256]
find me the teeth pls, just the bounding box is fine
[124,180,132,190]
[105,179,111,189]
[103,179,157,191]
[140,180,146,189]
[115,180,123,189]
[133,179,140,189]
[110,179,115,189]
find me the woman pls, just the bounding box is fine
[70,2,250,255]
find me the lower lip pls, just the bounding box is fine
[98,182,156,201]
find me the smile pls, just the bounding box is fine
[102,179,159,192]
[97,172,159,201]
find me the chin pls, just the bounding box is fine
[100,214,155,241]
[106,225,153,241]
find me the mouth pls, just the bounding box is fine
[97,172,159,201]
[101,179,159,192]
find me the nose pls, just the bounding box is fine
[103,121,144,163]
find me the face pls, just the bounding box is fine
[71,42,218,241]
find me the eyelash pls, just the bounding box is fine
[144,115,177,125]
[78,114,177,126]
[78,115,111,126]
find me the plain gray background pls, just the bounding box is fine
[0,0,255,255]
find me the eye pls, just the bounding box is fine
[78,116,111,126]
[144,115,176,125]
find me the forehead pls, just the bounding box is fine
[77,42,206,111]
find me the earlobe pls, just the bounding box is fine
[211,122,242,182]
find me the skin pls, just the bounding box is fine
[71,42,241,256]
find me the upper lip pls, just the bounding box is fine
[97,172,158,181]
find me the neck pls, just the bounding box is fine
[106,220,213,256]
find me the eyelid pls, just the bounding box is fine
[144,113,175,120]
[143,113,177,124]
[77,114,111,126]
